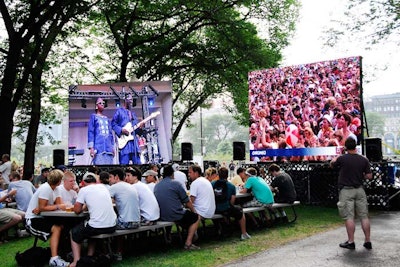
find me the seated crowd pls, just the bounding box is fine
[1,162,297,267]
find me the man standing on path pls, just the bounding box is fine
[330,137,373,250]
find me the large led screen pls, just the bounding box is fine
[248,56,363,162]
[68,81,173,166]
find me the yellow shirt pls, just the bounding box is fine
[230,175,244,186]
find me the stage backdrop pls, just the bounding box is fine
[248,56,363,162]
[68,81,172,166]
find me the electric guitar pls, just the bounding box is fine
[117,111,161,149]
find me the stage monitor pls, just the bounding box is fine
[68,81,173,166]
[248,56,363,162]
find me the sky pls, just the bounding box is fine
[281,0,400,99]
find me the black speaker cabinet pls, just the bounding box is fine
[181,143,193,161]
[53,149,65,167]
[233,141,246,160]
[365,138,382,162]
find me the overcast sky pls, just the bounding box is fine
[282,0,399,98]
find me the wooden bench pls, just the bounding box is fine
[90,221,177,255]
[243,201,301,223]
[26,221,179,252]
[90,221,175,239]
[200,213,225,236]
[203,201,301,234]
[271,201,301,223]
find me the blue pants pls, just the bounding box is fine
[119,152,141,165]
[93,153,114,165]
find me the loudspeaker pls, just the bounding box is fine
[53,149,65,166]
[365,138,382,162]
[233,141,246,160]
[181,143,193,161]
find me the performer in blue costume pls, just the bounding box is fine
[112,94,143,165]
[87,97,115,165]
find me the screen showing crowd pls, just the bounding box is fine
[248,56,362,162]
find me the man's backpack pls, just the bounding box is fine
[77,254,112,267]
[15,246,51,267]
[214,180,228,203]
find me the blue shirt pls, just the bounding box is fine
[154,177,189,221]
[8,180,36,211]
[87,113,114,154]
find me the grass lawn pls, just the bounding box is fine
[1,205,344,267]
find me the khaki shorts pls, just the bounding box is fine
[0,208,25,225]
[337,187,368,220]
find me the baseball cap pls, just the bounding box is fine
[172,163,180,171]
[82,172,97,183]
[142,170,158,177]
[56,165,67,171]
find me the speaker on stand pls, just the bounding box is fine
[53,149,65,167]
[233,141,246,161]
[365,138,382,162]
[181,143,193,161]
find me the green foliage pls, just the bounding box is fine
[365,111,385,137]
[72,0,300,141]
[0,0,96,171]
[216,140,232,155]
[181,113,248,157]
[324,0,399,47]
[1,0,300,166]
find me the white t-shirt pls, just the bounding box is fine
[25,182,60,219]
[132,181,160,221]
[76,183,116,228]
[57,184,78,205]
[146,182,156,192]
[109,181,140,223]
[190,177,216,219]
[174,170,188,191]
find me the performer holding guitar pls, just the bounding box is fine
[111,94,145,165]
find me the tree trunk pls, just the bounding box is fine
[0,102,14,156]
[23,84,41,180]
[0,39,23,156]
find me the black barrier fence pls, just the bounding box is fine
[67,161,400,210]
[254,161,400,209]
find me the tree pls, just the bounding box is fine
[0,0,96,178]
[365,111,385,137]
[324,0,399,47]
[1,0,299,173]
[182,113,248,157]
[80,0,299,142]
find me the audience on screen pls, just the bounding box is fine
[248,57,362,162]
